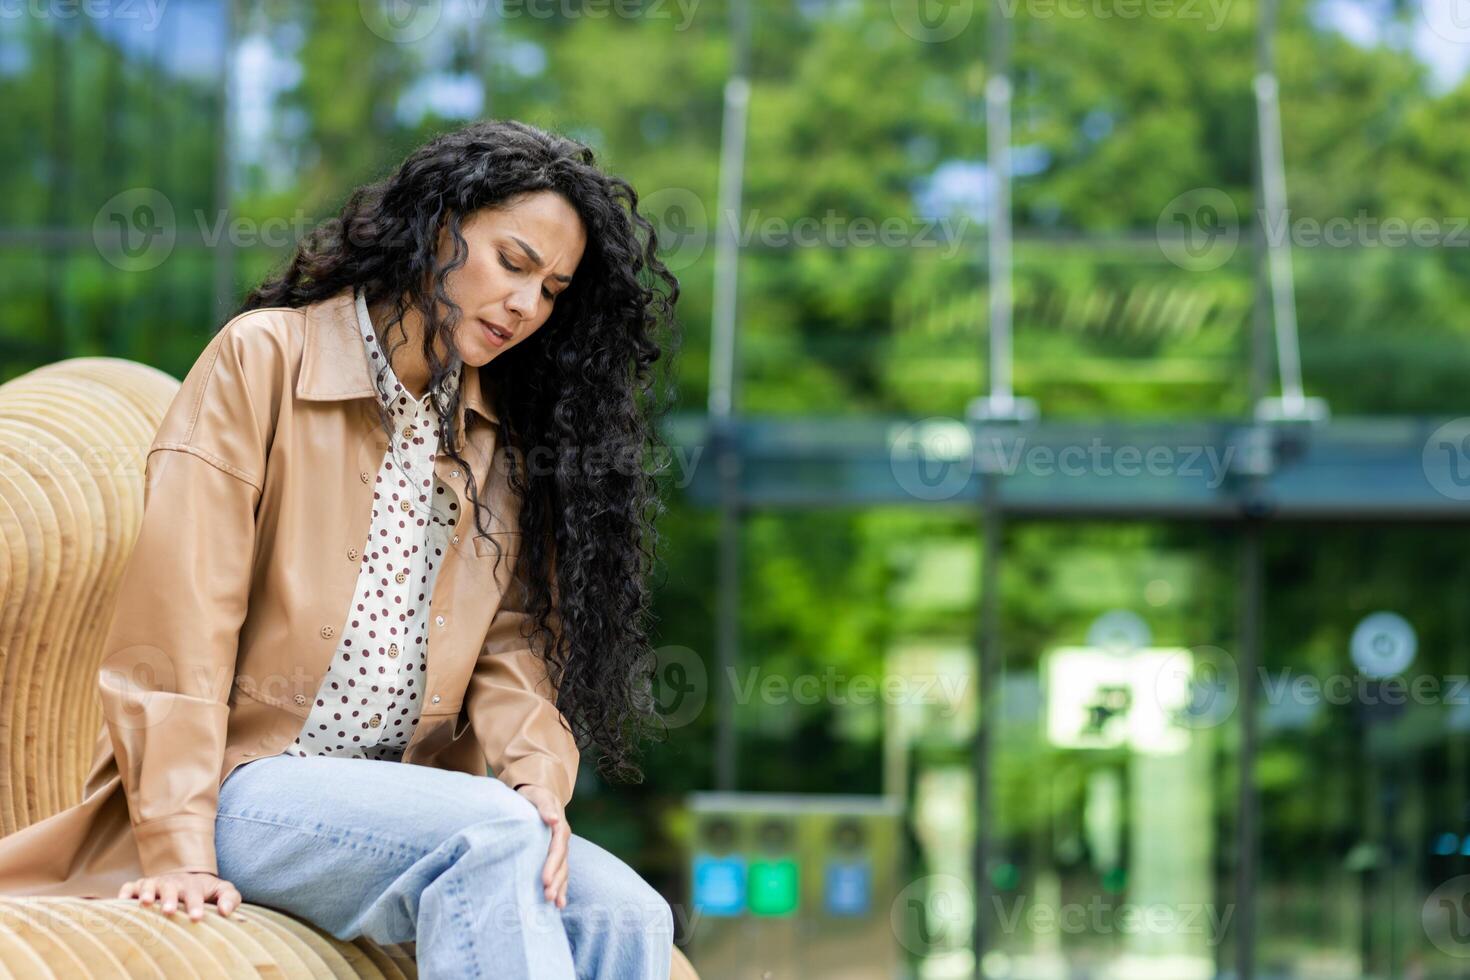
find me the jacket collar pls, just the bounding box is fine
[296,287,498,450]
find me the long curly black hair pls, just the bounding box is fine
[235,118,679,786]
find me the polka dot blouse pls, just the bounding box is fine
[278,287,461,763]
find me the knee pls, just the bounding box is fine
[467,805,552,865]
[447,787,554,876]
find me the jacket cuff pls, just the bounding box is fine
[497,754,574,809]
[132,813,219,878]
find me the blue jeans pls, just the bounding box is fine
[215,753,673,980]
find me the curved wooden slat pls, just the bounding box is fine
[0,903,88,977]
[0,358,702,980]
[69,900,207,980]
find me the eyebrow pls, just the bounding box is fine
[509,236,573,284]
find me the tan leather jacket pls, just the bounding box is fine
[0,286,578,897]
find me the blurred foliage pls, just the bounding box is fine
[5,0,1470,962]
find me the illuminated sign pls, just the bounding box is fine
[1044,646,1198,754]
[692,854,746,917]
[748,859,800,916]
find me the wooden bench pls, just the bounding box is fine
[0,356,699,979]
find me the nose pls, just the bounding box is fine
[504,283,537,322]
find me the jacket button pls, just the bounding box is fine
[450,470,460,478]
[394,571,407,584]
[293,694,306,705]
[368,714,382,728]
[348,548,360,562]
[435,615,445,627]
[320,625,335,639]
[360,471,370,483]
[451,535,459,545]
[431,695,442,704]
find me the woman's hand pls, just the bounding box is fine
[514,783,569,909]
[117,872,242,921]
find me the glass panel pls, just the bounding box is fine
[1257,524,1470,977]
[982,522,1240,980]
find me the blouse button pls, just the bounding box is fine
[388,643,399,658]
[293,694,306,705]
[435,615,445,627]
[348,548,360,562]
[360,471,370,483]
[368,714,382,728]
[395,571,408,584]
[431,695,442,704]
[320,625,335,639]
[400,499,413,513]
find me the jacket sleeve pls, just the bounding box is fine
[97,317,277,877]
[464,556,580,809]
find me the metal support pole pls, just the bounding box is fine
[971,1,1025,969]
[707,75,750,421]
[970,0,1035,425]
[713,426,741,792]
[709,0,750,792]
[986,68,1013,411]
[1253,0,1326,423]
[972,467,1002,979]
[1234,523,1263,980]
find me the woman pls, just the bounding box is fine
[0,119,681,979]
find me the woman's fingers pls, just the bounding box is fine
[216,881,243,917]
[119,874,241,921]
[183,880,205,921]
[544,820,571,908]
[554,858,570,909]
[517,786,572,907]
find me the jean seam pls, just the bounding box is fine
[216,811,428,861]
[219,803,559,975]
[444,873,482,978]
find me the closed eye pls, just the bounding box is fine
[498,250,559,301]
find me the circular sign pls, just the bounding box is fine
[1087,610,1152,652]
[1351,611,1417,679]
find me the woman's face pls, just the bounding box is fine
[437,190,587,368]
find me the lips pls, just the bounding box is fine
[479,319,512,347]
